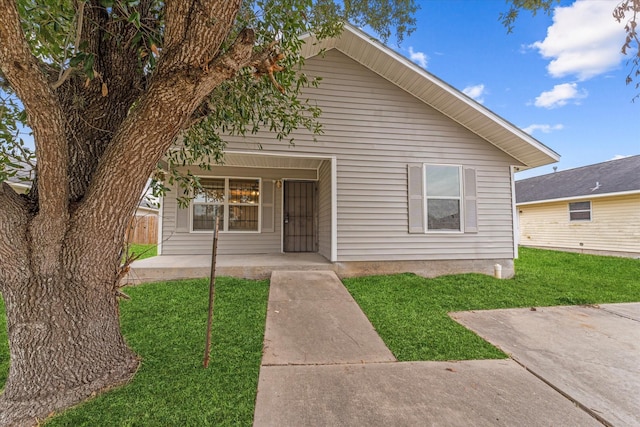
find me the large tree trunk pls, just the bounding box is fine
[0,278,138,426]
[0,1,262,424]
[0,201,139,426]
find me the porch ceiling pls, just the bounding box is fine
[223,152,326,170]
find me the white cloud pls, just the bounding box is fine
[408,47,428,68]
[530,0,626,80]
[611,154,631,160]
[534,83,588,108]
[462,84,486,103]
[522,123,564,135]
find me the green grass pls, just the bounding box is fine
[1,248,639,424]
[0,277,269,426]
[127,243,157,260]
[343,247,640,361]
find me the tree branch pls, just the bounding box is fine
[162,0,243,70]
[0,0,70,278]
[163,0,190,50]
[75,24,256,245]
[50,0,86,90]
[0,0,69,219]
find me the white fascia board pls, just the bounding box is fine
[517,189,640,206]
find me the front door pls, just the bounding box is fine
[283,181,317,252]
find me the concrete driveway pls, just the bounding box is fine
[451,303,640,427]
[254,271,609,426]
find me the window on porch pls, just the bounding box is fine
[192,178,260,232]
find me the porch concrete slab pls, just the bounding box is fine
[451,304,640,427]
[253,360,600,427]
[262,271,395,365]
[125,253,333,283]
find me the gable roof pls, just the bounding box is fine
[516,155,640,204]
[300,24,560,169]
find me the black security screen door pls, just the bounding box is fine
[283,181,317,252]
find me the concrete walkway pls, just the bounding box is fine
[452,304,640,427]
[253,271,601,426]
[261,271,395,365]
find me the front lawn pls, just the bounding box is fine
[343,247,640,361]
[0,277,269,426]
[127,243,157,260]
[0,247,638,424]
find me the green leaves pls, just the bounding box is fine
[127,11,141,28]
[354,0,418,43]
[16,0,76,65]
[0,89,35,184]
[67,51,95,79]
[499,0,559,33]
[144,0,418,204]
[5,0,419,198]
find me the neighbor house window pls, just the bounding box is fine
[425,165,462,231]
[192,178,260,232]
[569,201,591,221]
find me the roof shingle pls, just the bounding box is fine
[515,155,640,204]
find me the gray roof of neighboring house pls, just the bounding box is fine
[515,155,640,204]
[138,198,160,211]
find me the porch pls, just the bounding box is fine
[123,252,515,285]
[124,252,335,284]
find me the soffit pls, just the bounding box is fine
[223,152,325,170]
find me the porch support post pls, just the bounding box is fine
[331,156,338,262]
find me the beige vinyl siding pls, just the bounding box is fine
[518,194,640,254]
[217,50,516,261]
[317,160,332,259]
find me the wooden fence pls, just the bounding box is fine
[127,214,158,245]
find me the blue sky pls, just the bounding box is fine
[8,1,637,180]
[393,0,639,179]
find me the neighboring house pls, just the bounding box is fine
[516,155,640,257]
[158,24,559,278]
[6,178,30,195]
[4,160,33,194]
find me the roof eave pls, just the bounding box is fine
[517,189,640,205]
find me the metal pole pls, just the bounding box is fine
[203,212,219,368]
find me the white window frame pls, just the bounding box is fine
[190,176,262,233]
[424,164,464,233]
[568,201,591,222]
